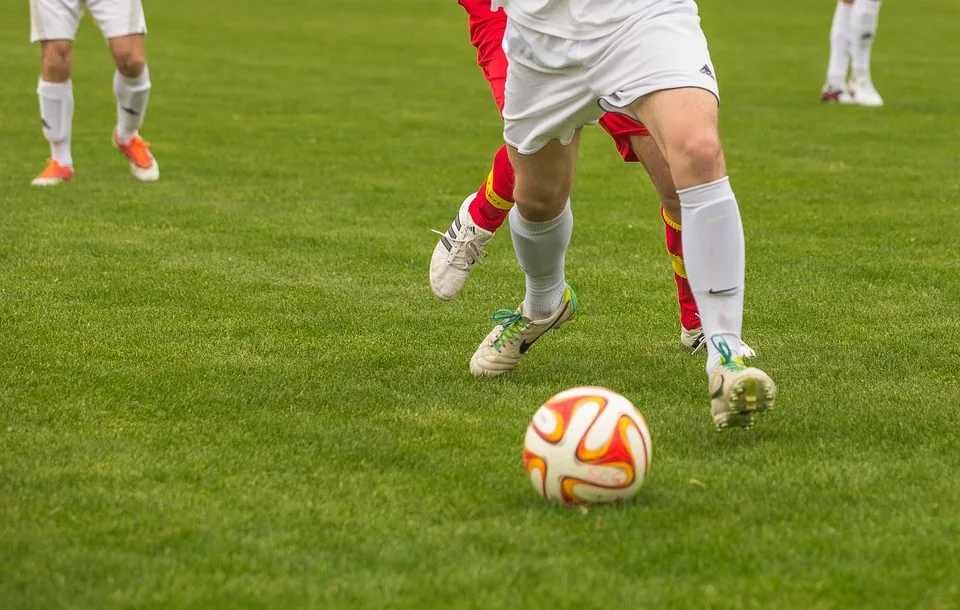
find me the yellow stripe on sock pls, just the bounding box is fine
[669,252,687,278]
[485,171,514,211]
[661,206,682,231]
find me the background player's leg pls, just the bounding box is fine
[34,40,76,185]
[469,144,515,232]
[632,88,744,373]
[92,0,158,180]
[107,33,158,181]
[428,15,512,301]
[429,142,510,300]
[428,143,513,301]
[822,0,854,101]
[30,0,81,185]
[849,0,883,106]
[108,34,150,144]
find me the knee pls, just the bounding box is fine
[514,180,570,222]
[672,130,725,184]
[680,130,723,169]
[114,50,147,78]
[41,41,72,81]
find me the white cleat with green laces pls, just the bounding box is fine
[708,336,777,431]
[470,284,577,377]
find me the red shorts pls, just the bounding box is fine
[459,0,649,162]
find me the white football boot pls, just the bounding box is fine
[470,284,577,376]
[682,326,756,358]
[430,195,494,300]
[707,336,776,431]
[842,78,884,107]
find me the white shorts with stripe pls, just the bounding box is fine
[30,0,147,42]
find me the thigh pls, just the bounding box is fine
[502,20,601,156]
[30,0,82,42]
[86,0,147,39]
[629,86,725,188]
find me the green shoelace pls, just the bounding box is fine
[715,336,746,370]
[490,309,528,349]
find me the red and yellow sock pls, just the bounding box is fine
[662,207,701,331]
[468,144,515,232]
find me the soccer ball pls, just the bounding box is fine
[523,386,652,504]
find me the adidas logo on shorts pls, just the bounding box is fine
[700,64,715,79]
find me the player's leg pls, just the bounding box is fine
[848,0,884,106]
[469,137,579,376]
[822,0,854,102]
[626,131,756,357]
[30,0,81,186]
[632,90,774,429]
[597,3,774,428]
[90,0,158,180]
[469,21,595,376]
[430,10,513,300]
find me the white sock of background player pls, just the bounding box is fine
[114,66,151,143]
[37,78,74,167]
[850,0,882,84]
[826,0,853,90]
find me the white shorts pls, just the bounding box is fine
[30,0,147,42]
[502,0,720,155]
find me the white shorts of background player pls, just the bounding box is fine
[30,0,146,42]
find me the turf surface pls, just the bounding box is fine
[2,0,959,608]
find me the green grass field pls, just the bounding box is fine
[2,0,959,608]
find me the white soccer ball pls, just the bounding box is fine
[523,386,652,504]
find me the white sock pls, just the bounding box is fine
[851,0,882,82]
[509,202,573,320]
[113,66,151,143]
[37,78,74,167]
[678,177,745,373]
[826,1,853,89]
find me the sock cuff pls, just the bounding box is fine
[509,200,571,237]
[116,66,151,90]
[37,78,73,96]
[678,176,733,207]
[661,206,682,231]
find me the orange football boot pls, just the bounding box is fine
[31,159,75,186]
[113,130,160,182]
